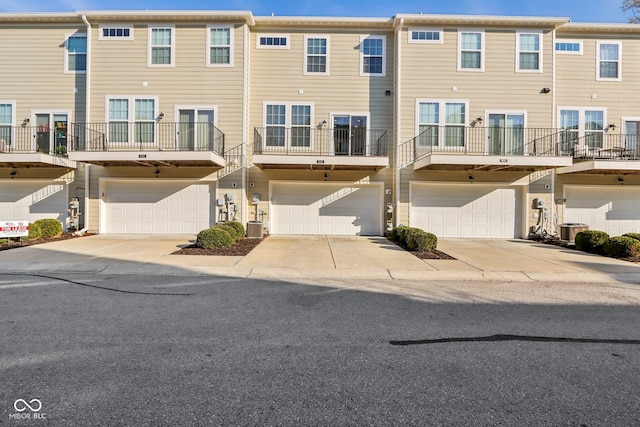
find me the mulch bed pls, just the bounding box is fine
[171,237,265,256]
[532,236,640,263]
[410,249,456,260]
[0,232,93,252]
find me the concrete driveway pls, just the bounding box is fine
[1,234,639,283]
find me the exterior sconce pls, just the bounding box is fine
[157,112,165,120]
[541,87,551,94]
[324,173,328,181]
[10,170,17,179]
[608,123,616,131]
[385,90,392,96]
[23,118,30,123]
[475,117,483,124]
[618,176,624,185]
[154,169,160,178]
[468,175,474,183]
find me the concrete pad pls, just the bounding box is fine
[328,236,430,269]
[237,235,335,269]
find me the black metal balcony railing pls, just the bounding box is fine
[254,127,389,157]
[400,126,574,165]
[69,122,225,155]
[569,133,640,160]
[0,125,69,156]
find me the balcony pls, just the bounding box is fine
[557,133,640,175]
[253,127,390,170]
[68,122,226,168]
[400,126,573,172]
[0,125,76,168]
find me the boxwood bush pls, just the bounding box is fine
[196,227,235,249]
[27,222,43,240]
[574,230,609,254]
[222,221,245,239]
[215,224,239,243]
[33,218,62,238]
[603,236,640,258]
[623,233,640,242]
[390,226,437,252]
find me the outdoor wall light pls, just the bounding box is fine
[541,87,551,94]
[324,173,328,181]
[9,170,17,179]
[608,123,616,131]
[473,117,483,125]
[157,112,165,120]
[618,176,624,185]
[468,175,474,183]
[154,169,160,178]
[385,90,392,96]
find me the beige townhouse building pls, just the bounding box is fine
[1,10,639,238]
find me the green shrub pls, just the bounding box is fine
[27,222,43,240]
[33,218,62,238]
[215,224,239,243]
[389,225,408,243]
[603,236,640,258]
[575,230,610,254]
[404,228,438,252]
[223,221,245,239]
[196,227,235,249]
[623,233,640,242]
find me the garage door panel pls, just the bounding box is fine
[565,186,640,236]
[272,183,381,236]
[411,184,521,238]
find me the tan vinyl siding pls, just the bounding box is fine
[0,24,87,122]
[89,22,246,150]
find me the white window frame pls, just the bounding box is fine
[555,39,582,55]
[485,110,528,155]
[256,34,290,49]
[596,41,622,81]
[558,106,607,153]
[99,25,134,40]
[148,26,175,68]
[408,28,443,44]
[64,32,87,74]
[329,111,371,155]
[516,31,542,73]
[0,101,16,148]
[105,96,159,145]
[207,25,234,68]
[458,29,485,72]
[263,101,315,150]
[303,35,330,76]
[415,99,469,149]
[359,35,386,77]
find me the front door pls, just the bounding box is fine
[333,115,367,156]
[177,109,214,151]
[35,113,68,155]
[488,113,524,155]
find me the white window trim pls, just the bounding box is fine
[558,106,607,143]
[105,95,160,144]
[263,101,315,149]
[515,31,543,73]
[596,41,622,82]
[98,24,134,40]
[256,34,290,49]
[408,27,444,44]
[415,99,470,149]
[303,35,330,76]
[457,29,485,72]
[207,25,234,68]
[329,111,371,155]
[148,25,175,68]
[173,105,219,127]
[555,39,582,55]
[0,100,16,125]
[64,32,87,74]
[359,35,386,77]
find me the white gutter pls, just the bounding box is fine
[394,18,404,228]
[242,22,250,226]
[551,28,557,236]
[81,14,91,124]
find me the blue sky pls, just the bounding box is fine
[0,0,633,23]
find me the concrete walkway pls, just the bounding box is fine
[1,234,640,284]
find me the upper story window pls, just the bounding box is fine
[65,34,87,73]
[99,25,133,40]
[264,102,313,149]
[555,40,582,54]
[148,26,174,67]
[304,36,329,75]
[597,41,621,81]
[208,25,233,67]
[107,97,157,144]
[360,35,386,76]
[0,102,14,146]
[409,28,443,44]
[458,30,484,71]
[416,100,468,148]
[559,107,606,152]
[517,32,542,72]
[257,34,289,49]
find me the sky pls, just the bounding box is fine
[0,0,634,24]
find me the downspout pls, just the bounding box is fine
[394,18,404,229]
[242,20,250,227]
[75,14,92,235]
[551,27,557,236]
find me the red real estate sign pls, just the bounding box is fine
[0,221,29,238]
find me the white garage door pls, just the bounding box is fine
[411,183,522,238]
[271,182,382,235]
[104,181,213,234]
[565,186,640,236]
[0,181,67,224]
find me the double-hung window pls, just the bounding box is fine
[559,108,605,154]
[264,103,312,149]
[108,97,157,145]
[0,102,14,147]
[360,36,386,76]
[458,30,484,71]
[208,25,233,66]
[66,34,87,73]
[304,36,329,75]
[517,32,541,72]
[597,41,621,81]
[148,26,174,67]
[417,100,467,149]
